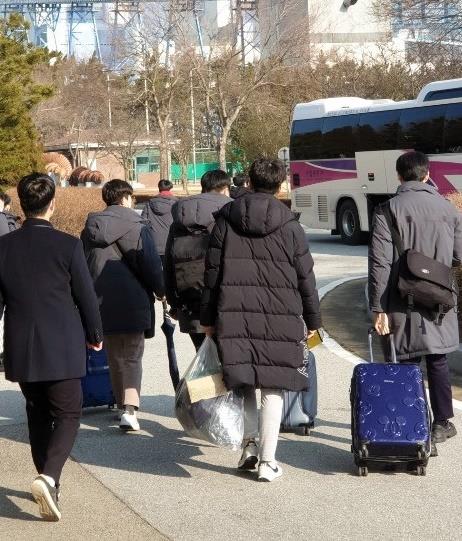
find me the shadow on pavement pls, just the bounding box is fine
[278,436,353,476]
[76,412,238,479]
[0,487,39,522]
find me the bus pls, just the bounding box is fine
[289,78,462,244]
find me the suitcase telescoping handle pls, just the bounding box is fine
[368,328,398,364]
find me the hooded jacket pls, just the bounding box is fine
[81,205,164,336]
[200,192,321,392]
[164,192,231,333]
[141,193,177,256]
[369,181,462,359]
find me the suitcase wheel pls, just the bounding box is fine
[416,465,426,476]
[358,466,368,477]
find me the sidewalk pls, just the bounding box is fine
[0,381,166,540]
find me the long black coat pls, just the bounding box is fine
[369,181,462,359]
[0,219,103,383]
[141,194,177,256]
[81,205,165,336]
[200,192,321,392]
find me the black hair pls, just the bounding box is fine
[201,169,231,193]
[396,151,429,182]
[0,193,11,206]
[233,173,249,188]
[158,179,173,192]
[249,158,285,194]
[17,173,55,218]
[102,179,133,206]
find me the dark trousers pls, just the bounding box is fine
[403,354,454,422]
[19,379,82,485]
[189,333,205,352]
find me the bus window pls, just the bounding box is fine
[356,110,400,151]
[424,87,462,102]
[444,103,462,153]
[290,118,323,160]
[321,114,359,159]
[397,105,446,154]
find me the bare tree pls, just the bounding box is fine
[34,58,109,167]
[186,0,311,170]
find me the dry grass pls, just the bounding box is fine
[6,186,105,238]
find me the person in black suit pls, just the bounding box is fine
[0,173,103,521]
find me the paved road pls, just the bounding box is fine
[2,230,462,540]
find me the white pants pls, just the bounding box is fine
[242,387,284,463]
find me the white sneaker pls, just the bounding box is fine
[238,440,259,470]
[258,461,283,482]
[119,411,140,431]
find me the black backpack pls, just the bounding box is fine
[383,205,456,324]
[171,228,211,314]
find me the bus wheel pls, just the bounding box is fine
[338,200,362,245]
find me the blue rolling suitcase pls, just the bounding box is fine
[81,348,115,409]
[280,350,318,436]
[350,330,431,476]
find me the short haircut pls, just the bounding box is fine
[17,173,55,218]
[396,151,429,182]
[233,173,249,188]
[102,179,133,206]
[249,158,285,194]
[0,193,11,206]
[158,179,173,192]
[201,170,231,193]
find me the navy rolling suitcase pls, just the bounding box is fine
[351,330,431,476]
[280,350,318,436]
[81,348,115,409]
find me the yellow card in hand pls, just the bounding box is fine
[307,329,323,349]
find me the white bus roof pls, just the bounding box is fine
[293,78,462,121]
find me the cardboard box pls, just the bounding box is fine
[186,373,228,403]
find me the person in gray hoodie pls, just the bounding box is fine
[164,170,231,350]
[81,179,164,431]
[141,179,177,262]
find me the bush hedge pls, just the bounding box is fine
[6,186,105,238]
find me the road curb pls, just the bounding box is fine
[319,275,462,412]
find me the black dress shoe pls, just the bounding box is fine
[432,421,457,444]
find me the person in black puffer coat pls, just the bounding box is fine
[200,158,321,482]
[164,170,231,351]
[141,179,177,262]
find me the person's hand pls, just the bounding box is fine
[373,312,390,336]
[307,330,317,339]
[87,341,103,351]
[202,326,215,337]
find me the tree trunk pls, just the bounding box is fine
[180,160,189,195]
[218,129,228,171]
[159,127,170,179]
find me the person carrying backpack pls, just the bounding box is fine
[200,158,321,481]
[164,170,231,351]
[81,180,164,431]
[369,151,462,451]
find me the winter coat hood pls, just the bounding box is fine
[147,194,177,216]
[84,205,144,247]
[172,192,231,233]
[218,191,296,237]
[396,180,438,196]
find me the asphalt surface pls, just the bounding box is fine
[1,229,462,539]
